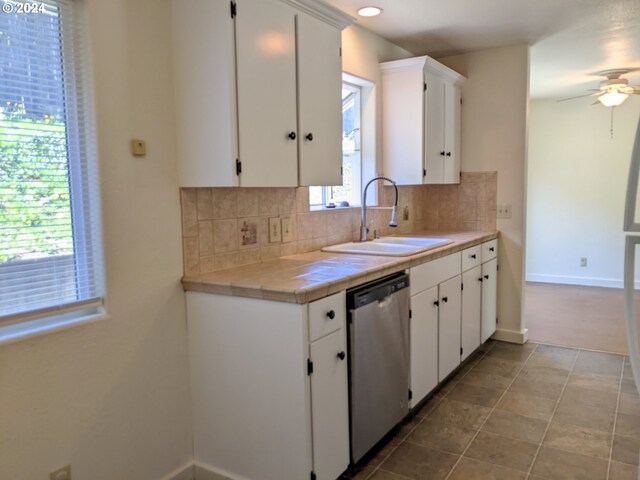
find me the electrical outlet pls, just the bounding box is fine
[281,216,293,243]
[50,465,71,480]
[130,139,146,156]
[497,204,512,219]
[269,217,281,243]
[581,257,588,267]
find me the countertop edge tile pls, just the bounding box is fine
[182,230,499,304]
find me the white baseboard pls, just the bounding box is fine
[493,327,529,344]
[194,462,243,480]
[525,273,633,289]
[162,462,194,480]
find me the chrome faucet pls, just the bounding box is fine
[360,176,398,242]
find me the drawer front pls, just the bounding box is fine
[482,239,498,262]
[309,290,346,342]
[461,245,482,272]
[410,252,461,296]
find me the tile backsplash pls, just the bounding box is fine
[180,172,497,275]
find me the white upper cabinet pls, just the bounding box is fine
[381,55,466,185]
[296,11,343,186]
[172,0,353,187]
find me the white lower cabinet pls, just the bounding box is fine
[438,275,462,381]
[461,265,482,361]
[481,257,498,342]
[186,290,348,480]
[409,286,439,406]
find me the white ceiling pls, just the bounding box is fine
[325,0,640,99]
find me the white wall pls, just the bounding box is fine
[0,1,193,479]
[526,97,640,287]
[440,45,530,343]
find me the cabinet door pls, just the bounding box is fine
[481,259,498,343]
[296,12,342,186]
[310,329,350,480]
[461,266,482,361]
[438,275,462,381]
[410,287,439,406]
[443,83,461,184]
[424,71,445,184]
[235,0,298,187]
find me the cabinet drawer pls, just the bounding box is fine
[461,245,481,272]
[482,239,498,262]
[309,290,346,342]
[410,252,461,296]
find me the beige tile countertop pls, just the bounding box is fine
[182,230,499,304]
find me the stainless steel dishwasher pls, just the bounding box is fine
[347,272,410,463]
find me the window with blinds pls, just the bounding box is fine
[0,0,104,326]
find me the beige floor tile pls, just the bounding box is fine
[473,356,523,377]
[619,392,640,417]
[447,382,504,408]
[553,399,616,432]
[567,372,621,392]
[458,369,514,390]
[447,456,527,480]
[621,377,638,394]
[365,437,402,469]
[496,391,557,422]
[611,434,640,466]
[428,398,492,430]
[615,413,640,439]
[574,350,624,377]
[407,416,476,454]
[543,422,612,459]
[517,365,570,386]
[527,344,578,371]
[531,446,608,480]
[486,342,535,362]
[368,469,412,480]
[380,442,459,480]
[609,461,639,480]
[464,431,538,472]
[350,466,376,480]
[509,377,565,401]
[481,409,548,443]
[561,385,619,411]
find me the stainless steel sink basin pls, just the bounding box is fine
[322,237,452,257]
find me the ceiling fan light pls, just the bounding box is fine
[357,6,382,17]
[598,91,629,107]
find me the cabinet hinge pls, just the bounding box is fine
[341,166,344,176]
[235,159,242,176]
[339,47,342,57]
[460,347,464,355]
[460,97,463,105]
[307,359,314,375]
[497,264,499,271]
[310,472,316,480]
[461,283,464,291]
[423,168,427,177]
[496,317,498,324]
[409,309,412,319]
[408,389,413,401]
[230,1,237,18]
[424,82,427,91]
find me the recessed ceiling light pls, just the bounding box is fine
[357,6,382,17]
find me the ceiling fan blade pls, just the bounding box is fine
[557,91,603,102]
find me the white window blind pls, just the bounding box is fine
[0,0,104,325]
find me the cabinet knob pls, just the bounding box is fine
[440,151,446,156]
[489,247,495,252]
[305,133,314,141]
[288,131,297,140]
[446,152,452,157]
[484,274,489,280]
[337,351,346,360]
[326,310,335,319]
[442,296,448,303]
[471,254,476,259]
[478,277,483,283]
[433,300,439,307]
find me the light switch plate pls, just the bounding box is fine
[269,217,281,243]
[131,139,146,156]
[497,203,512,219]
[281,216,293,243]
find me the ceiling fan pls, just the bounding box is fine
[558,69,640,107]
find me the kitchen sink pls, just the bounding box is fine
[322,237,452,257]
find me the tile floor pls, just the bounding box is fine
[347,341,640,480]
